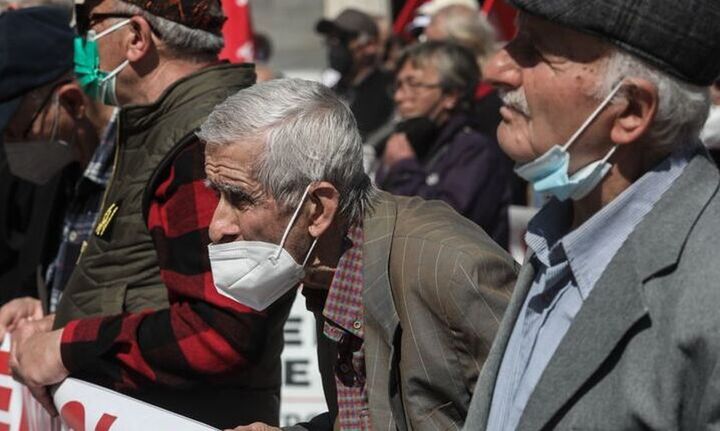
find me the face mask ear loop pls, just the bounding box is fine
[276,184,313,259]
[600,144,618,164]
[90,19,132,42]
[100,59,130,83]
[49,93,61,145]
[301,238,319,267]
[561,80,625,152]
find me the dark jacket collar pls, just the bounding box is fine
[121,62,255,133]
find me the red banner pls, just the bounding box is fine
[219,0,255,63]
[483,0,517,40]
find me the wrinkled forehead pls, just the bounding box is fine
[204,138,266,176]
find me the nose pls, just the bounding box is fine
[482,47,522,92]
[394,82,408,105]
[208,198,241,244]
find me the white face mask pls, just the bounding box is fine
[207,186,318,311]
[4,95,75,185]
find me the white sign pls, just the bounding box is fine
[0,337,217,431]
[0,293,328,430]
[279,292,327,426]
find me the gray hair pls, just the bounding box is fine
[197,78,375,224]
[398,41,479,109]
[0,0,71,9]
[597,48,710,150]
[430,5,497,67]
[115,0,223,61]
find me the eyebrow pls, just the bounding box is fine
[204,180,257,204]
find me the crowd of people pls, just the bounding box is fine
[0,0,719,430]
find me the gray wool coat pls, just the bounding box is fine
[464,149,720,430]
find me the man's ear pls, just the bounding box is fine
[56,82,87,120]
[125,16,155,63]
[307,181,340,239]
[610,78,658,146]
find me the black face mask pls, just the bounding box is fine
[328,43,353,77]
[395,116,441,160]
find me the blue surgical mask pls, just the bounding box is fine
[74,19,131,106]
[514,81,625,201]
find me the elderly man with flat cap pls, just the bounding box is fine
[463,0,720,430]
[7,1,283,429]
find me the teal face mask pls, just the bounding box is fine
[74,19,131,106]
[513,81,625,202]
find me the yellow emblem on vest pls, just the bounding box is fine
[95,202,119,237]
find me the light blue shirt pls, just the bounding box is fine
[486,146,694,431]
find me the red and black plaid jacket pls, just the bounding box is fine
[60,139,271,391]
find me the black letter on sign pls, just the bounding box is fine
[285,359,310,386]
[284,317,302,346]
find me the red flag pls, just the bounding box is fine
[483,0,516,40]
[392,0,428,37]
[219,0,255,63]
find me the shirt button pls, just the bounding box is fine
[353,320,362,330]
[68,230,78,242]
[426,173,439,186]
[339,364,351,373]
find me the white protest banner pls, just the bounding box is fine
[0,336,218,431]
[50,378,218,431]
[0,337,29,431]
[279,292,327,426]
[0,292,329,430]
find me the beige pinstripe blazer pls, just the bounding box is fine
[321,192,518,431]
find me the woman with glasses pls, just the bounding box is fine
[376,41,513,249]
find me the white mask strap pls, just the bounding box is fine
[600,145,618,164]
[100,59,130,83]
[48,93,61,144]
[90,19,131,41]
[561,80,625,152]
[301,238,319,267]
[277,184,313,258]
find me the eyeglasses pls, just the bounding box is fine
[393,78,442,93]
[20,79,72,139]
[76,11,134,36]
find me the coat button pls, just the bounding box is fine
[339,364,351,373]
[426,173,439,186]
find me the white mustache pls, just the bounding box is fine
[500,89,530,117]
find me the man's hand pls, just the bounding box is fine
[10,315,66,416]
[225,422,281,431]
[0,297,43,340]
[382,132,416,167]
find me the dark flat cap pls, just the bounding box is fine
[121,0,225,35]
[316,8,378,40]
[0,6,73,134]
[509,0,720,86]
